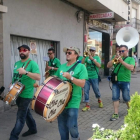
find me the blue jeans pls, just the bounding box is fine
[84,78,101,102]
[10,97,37,140]
[112,82,130,102]
[57,108,79,140]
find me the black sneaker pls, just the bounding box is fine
[22,130,37,137]
[110,114,119,121]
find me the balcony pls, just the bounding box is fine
[123,0,140,4]
[61,0,128,22]
[131,18,140,33]
[0,0,8,13]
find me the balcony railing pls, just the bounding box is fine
[132,0,140,4]
[131,18,140,33]
[123,0,140,4]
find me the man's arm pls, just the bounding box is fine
[62,72,85,87]
[81,57,86,64]
[119,58,134,71]
[17,68,40,81]
[107,60,113,68]
[89,55,101,68]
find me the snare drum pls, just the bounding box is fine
[32,76,72,122]
[4,81,25,105]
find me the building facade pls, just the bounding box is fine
[0,0,128,92]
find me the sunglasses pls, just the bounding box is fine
[47,53,53,55]
[119,50,126,53]
[19,49,28,52]
[65,52,72,55]
[90,50,95,52]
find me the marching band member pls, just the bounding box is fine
[9,45,40,140]
[45,48,61,78]
[77,48,83,63]
[55,47,88,140]
[107,45,135,121]
[82,46,103,112]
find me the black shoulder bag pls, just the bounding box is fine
[91,61,101,83]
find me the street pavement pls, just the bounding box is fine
[0,73,140,140]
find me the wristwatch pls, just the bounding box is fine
[70,76,74,81]
[25,71,29,75]
[51,67,54,70]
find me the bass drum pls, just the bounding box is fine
[32,76,72,122]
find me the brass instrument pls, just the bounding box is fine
[114,26,139,64]
[112,51,121,64]
[84,51,89,57]
[116,27,139,49]
[83,46,91,57]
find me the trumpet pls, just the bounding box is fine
[84,51,89,57]
[83,46,91,57]
[112,51,121,64]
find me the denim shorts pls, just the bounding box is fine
[112,82,130,102]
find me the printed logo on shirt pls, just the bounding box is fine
[14,65,17,69]
[53,63,55,65]
[70,71,74,76]
[60,71,63,75]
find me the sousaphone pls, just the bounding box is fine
[116,26,139,49]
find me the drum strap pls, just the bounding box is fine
[24,60,31,70]
[19,60,31,78]
[66,61,80,73]
[65,61,80,107]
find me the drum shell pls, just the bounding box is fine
[32,76,72,122]
[4,82,25,105]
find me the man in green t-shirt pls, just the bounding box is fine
[45,48,61,78]
[77,48,83,63]
[9,45,40,140]
[107,45,135,121]
[55,46,88,140]
[82,47,103,111]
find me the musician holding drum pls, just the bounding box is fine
[9,45,40,140]
[55,46,88,140]
[45,48,61,78]
[107,45,135,121]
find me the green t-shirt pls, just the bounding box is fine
[12,59,40,98]
[48,57,61,76]
[85,56,101,79]
[55,62,88,108]
[113,57,135,82]
[77,56,83,63]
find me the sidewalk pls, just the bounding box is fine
[0,73,140,140]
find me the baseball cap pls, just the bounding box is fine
[18,45,30,51]
[63,47,79,55]
[89,47,96,51]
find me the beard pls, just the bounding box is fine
[66,58,70,61]
[20,54,27,59]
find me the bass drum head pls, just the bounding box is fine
[46,81,72,122]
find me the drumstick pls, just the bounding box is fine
[44,70,49,74]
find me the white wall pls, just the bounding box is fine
[98,0,128,20]
[3,0,84,88]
